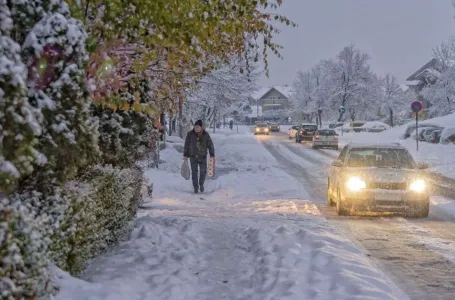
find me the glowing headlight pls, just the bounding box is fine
[256,128,259,131]
[265,128,269,132]
[346,177,366,191]
[409,179,426,193]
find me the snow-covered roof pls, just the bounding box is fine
[399,84,409,92]
[405,80,421,86]
[273,85,293,99]
[250,85,293,100]
[250,88,270,101]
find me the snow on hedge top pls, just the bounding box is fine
[23,13,87,58]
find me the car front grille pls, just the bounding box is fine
[368,182,407,190]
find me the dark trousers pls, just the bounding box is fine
[190,157,207,189]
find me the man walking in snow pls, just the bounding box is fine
[184,120,215,194]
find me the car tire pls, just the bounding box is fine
[327,180,335,206]
[410,201,430,218]
[336,188,350,216]
[312,145,318,149]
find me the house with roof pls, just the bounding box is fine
[250,85,293,110]
[405,58,442,117]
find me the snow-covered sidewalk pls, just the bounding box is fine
[56,127,407,300]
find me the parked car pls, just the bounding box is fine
[312,129,338,150]
[361,122,390,133]
[440,126,455,144]
[429,130,442,144]
[269,122,280,132]
[329,122,345,129]
[296,123,318,143]
[328,143,430,217]
[421,127,443,143]
[403,123,439,139]
[351,121,367,132]
[254,123,270,135]
[288,125,300,139]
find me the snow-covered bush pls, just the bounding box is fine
[97,108,158,168]
[21,12,100,190]
[49,165,143,275]
[0,197,56,299]
[0,36,40,193]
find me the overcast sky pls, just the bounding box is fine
[259,0,455,87]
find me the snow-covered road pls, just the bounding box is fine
[56,128,409,300]
[258,131,455,300]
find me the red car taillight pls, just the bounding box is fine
[314,135,320,140]
[334,135,338,140]
[300,130,305,134]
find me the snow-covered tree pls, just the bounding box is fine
[185,56,260,132]
[381,74,411,126]
[324,45,379,121]
[421,38,455,117]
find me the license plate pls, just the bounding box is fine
[375,193,401,201]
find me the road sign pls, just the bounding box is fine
[411,101,423,113]
[339,106,345,114]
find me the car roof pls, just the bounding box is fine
[346,142,405,150]
[300,123,317,126]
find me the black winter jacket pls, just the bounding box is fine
[184,130,215,159]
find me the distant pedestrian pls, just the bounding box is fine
[229,120,234,130]
[183,120,215,194]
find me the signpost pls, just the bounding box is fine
[411,101,423,151]
[339,106,345,136]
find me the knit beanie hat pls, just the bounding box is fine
[195,120,203,127]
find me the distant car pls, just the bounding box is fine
[269,123,280,132]
[296,123,318,143]
[362,122,391,133]
[429,130,442,144]
[328,143,430,217]
[312,129,339,150]
[288,125,300,139]
[350,121,367,132]
[329,122,345,129]
[254,123,269,135]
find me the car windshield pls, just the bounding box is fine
[301,125,317,131]
[317,130,337,136]
[256,124,267,127]
[346,148,416,169]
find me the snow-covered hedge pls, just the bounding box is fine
[49,165,143,275]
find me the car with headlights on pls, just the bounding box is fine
[254,123,270,135]
[328,143,430,217]
[269,122,280,132]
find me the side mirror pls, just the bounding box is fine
[417,162,429,169]
[331,161,343,167]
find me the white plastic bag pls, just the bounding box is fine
[181,160,190,180]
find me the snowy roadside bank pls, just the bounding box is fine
[55,127,407,300]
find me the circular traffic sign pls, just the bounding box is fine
[411,101,423,113]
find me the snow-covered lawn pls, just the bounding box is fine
[55,126,407,300]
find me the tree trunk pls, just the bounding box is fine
[178,97,184,139]
[389,108,394,127]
